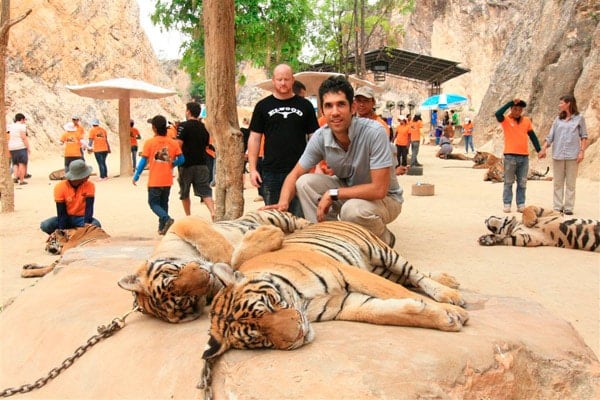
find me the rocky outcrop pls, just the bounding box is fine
[0,242,598,399]
[7,0,189,153]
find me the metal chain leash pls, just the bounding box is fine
[0,306,140,398]
[197,357,216,400]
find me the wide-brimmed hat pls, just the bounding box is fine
[63,122,77,132]
[355,86,375,99]
[65,159,93,180]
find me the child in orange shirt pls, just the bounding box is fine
[132,115,184,235]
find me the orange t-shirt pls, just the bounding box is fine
[501,116,533,155]
[141,135,182,187]
[394,125,410,146]
[54,179,95,217]
[318,115,327,127]
[61,131,83,157]
[167,125,178,140]
[130,127,140,146]
[88,126,110,152]
[370,114,389,131]
[409,120,422,142]
[463,121,473,136]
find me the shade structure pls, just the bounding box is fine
[420,93,468,110]
[255,71,383,97]
[66,78,177,177]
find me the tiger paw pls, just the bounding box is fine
[478,234,497,246]
[428,272,460,289]
[440,304,469,331]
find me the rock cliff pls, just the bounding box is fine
[7,0,189,154]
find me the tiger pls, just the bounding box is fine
[118,210,310,323]
[21,225,111,278]
[477,155,552,183]
[472,151,500,169]
[201,250,469,358]
[478,205,600,251]
[119,210,464,324]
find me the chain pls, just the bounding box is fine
[0,306,140,398]
[197,357,216,400]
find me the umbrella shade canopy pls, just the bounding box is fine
[66,78,177,177]
[66,78,177,99]
[420,93,468,110]
[255,71,383,97]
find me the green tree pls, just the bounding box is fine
[151,0,312,93]
[307,0,414,76]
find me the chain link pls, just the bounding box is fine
[197,357,216,400]
[0,306,140,398]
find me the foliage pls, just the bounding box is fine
[306,0,414,75]
[150,0,312,91]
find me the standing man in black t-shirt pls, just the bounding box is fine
[247,64,319,216]
[176,102,215,219]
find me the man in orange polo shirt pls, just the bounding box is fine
[495,98,541,213]
[40,159,101,234]
[60,121,84,173]
[87,118,110,180]
[354,86,388,130]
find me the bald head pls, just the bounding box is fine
[272,64,294,99]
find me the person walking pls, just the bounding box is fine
[538,95,588,215]
[495,98,542,213]
[87,118,110,180]
[247,63,319,216]
[60,121,84,173]
[40,159,101,234]
[462,118,475,153]
[8,113,30,185]
[130,119,142,172]
[263,75,403,247]
[132,115,184,235]
[393,115,410,168]
[175,102,215,218]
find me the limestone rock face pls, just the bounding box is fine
[7,0,189,154]
[0,242,598,399]
[398,0,599,179]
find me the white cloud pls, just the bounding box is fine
[136,0,185,60]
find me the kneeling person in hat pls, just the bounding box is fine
[40,159,102,234]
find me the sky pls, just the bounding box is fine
[137,0,186,60]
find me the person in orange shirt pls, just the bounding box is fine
[132,115,184,235]
[40,159,101,234]
[87,118,110,180]
[495,98,541,213]
[60,121,84,173]
[354,86,389,131]
[130,119,142,172]
[462,118,475,153]
[394,115,410,169]
[409,114,423,167]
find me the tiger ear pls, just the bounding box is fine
[118,274,144,294]
[202,334,230,359]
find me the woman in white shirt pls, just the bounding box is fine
[8,113,30,185]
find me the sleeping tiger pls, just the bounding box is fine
[119,210,464,324]
[478,205,600,251]
[202,249,469,358]
[22,225,111,278]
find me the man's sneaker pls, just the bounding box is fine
[503,205,511,213]
[564,210,573,215]
[517,205,525,213]
[159,218,175,235]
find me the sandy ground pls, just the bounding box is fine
[1,145,598,357]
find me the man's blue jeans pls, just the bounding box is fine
[40,216,101,234]
[503,154,528,207]
[148,186,171,230]
[94,151,108,178]
[261,171,303,217]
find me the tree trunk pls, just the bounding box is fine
[0,1,31,213]
[203,0,244,221]
[118,97,133,176]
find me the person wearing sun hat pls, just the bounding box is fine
[60,121,84,173]
[495,97,542,213]
[40,159,102,234]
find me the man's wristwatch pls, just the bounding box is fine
[328,188,339,201]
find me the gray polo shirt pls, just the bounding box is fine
[545,114,588,160]
[299,117,403,203]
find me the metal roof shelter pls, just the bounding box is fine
[306,46,469,90]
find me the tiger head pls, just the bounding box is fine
[472,151,490,165]
[484,215,518,236]
[118,258,230,323]
[46,229,69,254]
[202,268,315,359]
